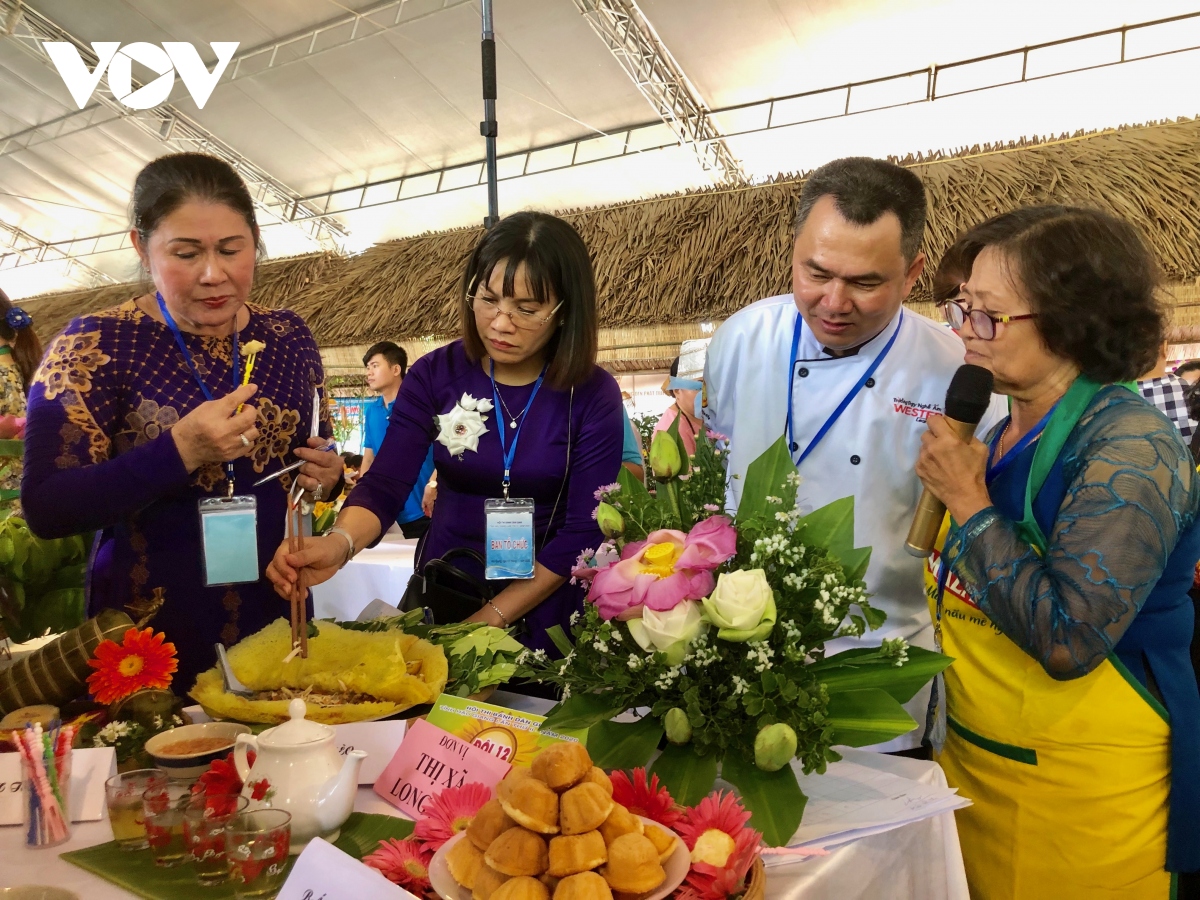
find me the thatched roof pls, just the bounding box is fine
[19,116,1200,357]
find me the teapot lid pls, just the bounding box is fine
[261,698,332,746]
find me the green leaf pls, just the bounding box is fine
[825,688,917,747]
[798,496,857,558]
[21,587,85,638]
[618,462,650,498]
[541,692,629,732]
[736,436,796,525]
[545,625,574,657]
[649,743,718,807]
[720,753,807,847]
[586,716,663,769]
[812,646,952,704]
[333,812,415,859]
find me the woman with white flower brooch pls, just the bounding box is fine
[267,212,625,653]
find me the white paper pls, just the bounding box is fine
[277,837,420,900]
[771,758,969,858]
[333,721,406,785]
[0,747,116,826]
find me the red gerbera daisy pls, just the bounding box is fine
[675,792,762,900]
[364,838,433,892]
[413,782,492,852]
[86,627,178,704]
[678,828,762,900]
[610,768,681,828]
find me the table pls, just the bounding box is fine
[1,747,967,899]
[310,531,418,621]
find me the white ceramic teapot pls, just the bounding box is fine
[233,698,367,853]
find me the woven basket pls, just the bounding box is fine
[0,608,134,714]
[742,857,767,900]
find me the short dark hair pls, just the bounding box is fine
[669,356,680,377]
[131,153,262,255]
[363,340,407,376]
[460,211,598,391]
[937,205,1164,384]
[1175,360,1200,378]
[794,157,927,261]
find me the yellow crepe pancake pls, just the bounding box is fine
[188,619,448,724]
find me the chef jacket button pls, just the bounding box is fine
[790,442,799,452]
[797,367,809,378]
[865,378,876,388]
[850,455,861,465]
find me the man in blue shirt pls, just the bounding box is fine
[359,341,434,539]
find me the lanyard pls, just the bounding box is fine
[785,311,903,467]
[985,405,1056,483]
[157,293,241,495]
[489,360,547,500]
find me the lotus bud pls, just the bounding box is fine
[595,502,625,538]
[664,707,693,744]
[648,431,683,480]
[754,722,798,772]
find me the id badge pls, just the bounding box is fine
[485,498,535,580]
[198,496,260,586]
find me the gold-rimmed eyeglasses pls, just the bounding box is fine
[942,299,1036,341]
[470,295,562,331]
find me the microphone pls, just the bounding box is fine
[904,364,995,558]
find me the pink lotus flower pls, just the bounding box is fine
[412,782,491,852]
[588,516,736,620]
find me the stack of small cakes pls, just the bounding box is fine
[445,742,679,900]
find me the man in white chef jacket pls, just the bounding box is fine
[704,157,1004,753]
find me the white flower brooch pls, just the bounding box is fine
[436,393,494,457]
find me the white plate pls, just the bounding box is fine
[430,816,690,900]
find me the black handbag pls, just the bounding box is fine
[400,546,493,625]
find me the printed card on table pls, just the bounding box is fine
[373,718,511,819]
[277,837,420,900]
[424,692,587,768]
[332,721,407,785]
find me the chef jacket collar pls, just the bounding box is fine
[795,307,904,362]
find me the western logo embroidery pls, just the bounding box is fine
[892,396,942,423]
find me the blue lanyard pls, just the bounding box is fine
[785,312,903,467]
[156,293,241,494]
[985,405,1056,482]
[489,360,547,500]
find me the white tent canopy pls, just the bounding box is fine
[3,0,1200,298]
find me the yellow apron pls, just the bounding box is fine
[925,514,1173,899]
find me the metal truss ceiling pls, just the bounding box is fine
[0,219,116,287]
[0,0,348,249]
[572,0,745,185]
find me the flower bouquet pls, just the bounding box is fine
[521,424,951,846]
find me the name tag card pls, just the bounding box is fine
[425,693,587,768]
[333,721,407,785]
[373,719,511,820]
[0,746,116,826]
[277,837,420,900]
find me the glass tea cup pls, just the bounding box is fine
[225,808,292,899]
[184,793,249,885]
[104,769,169,850]
[142,782,192,867]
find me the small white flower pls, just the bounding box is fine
[436,394,492,455]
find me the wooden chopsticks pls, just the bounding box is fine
[286,488,309,659]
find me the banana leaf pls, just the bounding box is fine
[586,715,663,769]
[811,646,953,704]
[540,691,628,732]
[720,753,807,848]
[648,742,717,807]
[797,496,871,584]
[825,687,918,747]
[735,435,796,525]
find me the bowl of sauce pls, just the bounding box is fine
[145,722,251,780]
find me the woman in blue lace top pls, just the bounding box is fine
[915,206,1200,899]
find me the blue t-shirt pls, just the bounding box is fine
[363,395,434,525]
[621,408,643,465]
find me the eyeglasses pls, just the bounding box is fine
[470,295,562,331]
[942,299,1036,341]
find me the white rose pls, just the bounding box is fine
[436,397,490,455]
[626,600,707,664]
[701,569,777,642]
